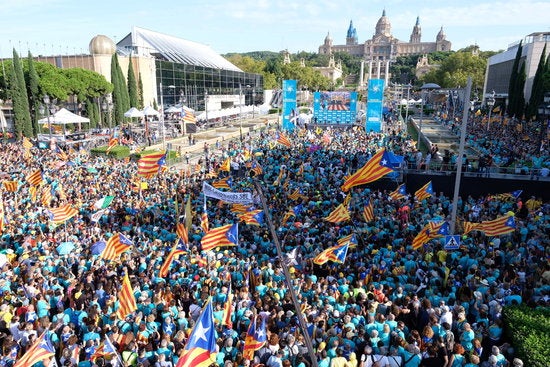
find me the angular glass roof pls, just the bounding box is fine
[117,26,242,72]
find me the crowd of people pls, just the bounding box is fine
[0,123,547,367]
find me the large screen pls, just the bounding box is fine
[313,91,357,125]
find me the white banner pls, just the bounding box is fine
[202,182,253,204]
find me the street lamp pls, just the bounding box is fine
[204,89,209,124]
[252,87,256,119]
[159,82,166,149]
[39,94,57,142]
[486,91,495,131]
[404,83,412,123]
[417,83,441,149]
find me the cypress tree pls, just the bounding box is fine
[11,49,33,138]
[138,72,144,109]
[507,41,522,117]
[116,57,130,117]
[127,56,139,108]
[516,62,526,119]
[527,44,547,119]
[27,51,40,137]
[111,53,124,125]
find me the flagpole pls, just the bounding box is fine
[253,181,319,367]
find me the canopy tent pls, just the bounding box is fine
[195,105,261,120]
[38,108,90,125]
[142,106,160,116]
[124,107,144,118]
[165,106,181,113]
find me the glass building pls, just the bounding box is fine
[117,26,263,115]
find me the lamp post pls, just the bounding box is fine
[239,85,243,128]
[204,89,209,124]
[159,82,166,150]
[417,83,441,149]
[404,83,411,123]
[486,91,495,131]
[39,94,57,143]
[252,87,256,119]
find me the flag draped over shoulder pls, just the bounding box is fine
[201,224,238,252]
[13,331,55,367]
[137,151,166,177]
[412,221,450,250]
[389,183,407,201]
[243,315,268,360]
[275,133,292,148]
[313,242,350,265]
[341,149,394,191]
[362,199,374,222]
[414,181,434,201]
[159,239,188,278]
[47,204,79,223]
[478,215,516,236]
[116,274,137,319]
[176,300,217,367]
[100,233,134,261]
[324,203,350,223]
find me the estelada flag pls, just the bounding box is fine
[201,224,238,252]
[341,149,394,192]
[324,203,350,223]
[137,151,166,177]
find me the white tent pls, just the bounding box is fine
[142,106,160,116]
[38,108,90,125]
[165,106,181,113]
[124,107,144,118]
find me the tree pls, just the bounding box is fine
[111,53,129,125]
[138,72,144,109]
[527,44,547,119]
[420,51,486,91]
[127,56,139,108]
[507,42,523,117]
[26,51,41,136]
[10,49,32,138]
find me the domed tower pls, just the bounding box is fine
[89,35,116,55]
[375,9,392,37]
[436,26,446,42]
[346,20,358,45]
[410,16,421,43]
[319,31,333,55]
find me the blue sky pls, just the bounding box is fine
[0,0,548,59]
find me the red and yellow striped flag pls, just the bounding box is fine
[222,285,233,329]
[116,274,137,318]
[276,133,292,148]
[26,169,43,186]
[2,181,18,192]
[341,149,394,192]
[100,233,134,261]
[47,204,78,223]
[137,151,166,177]
[219,158,231,172]
[362,200,374,222]
[176,222,188,244]
[324,204,350,223]
[478,215,516,236]
[201,224,238,252]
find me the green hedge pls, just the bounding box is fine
[90,145,130,159]
[503,305,550,367]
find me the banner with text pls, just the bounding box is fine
[313,91,358,125]
[203,182,253,204]
[366,79,385,132]
[282,80,297,132]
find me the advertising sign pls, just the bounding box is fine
[366,79,385,132]
[282,80,297,132]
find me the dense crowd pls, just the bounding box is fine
[0,124,547,367]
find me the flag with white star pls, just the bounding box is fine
[176,300,217,367]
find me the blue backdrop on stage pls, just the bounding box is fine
[366,79,385,132]
[282,80,297,131]
[313,91,357,125]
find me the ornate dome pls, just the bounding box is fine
[89,35,116,55]
[375,9,392,37]
[324,32,333,45]
[437,26,446,42]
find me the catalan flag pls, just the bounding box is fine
[230,203,251,214]
[182,108,197,124]
[389,183,407,201]
[337,234,358,248]
[243,315,268,360]
[219,158,231,172]
[0,190,5,233]
[488,190,523,201]
[341,149,394,192]
[91,335,119,363]
[363,199,374,223]
[175,299,217,367]
[100,233,134,261]
[212,177,232,190]
[159,239,188,278]
[313,242,350,265]
[41,186,53,207]
[137,151,166,177]
[281,210,295,226]
[47,204,78,223]
[13,331,55,367]
[22,136,33,150]
[201,198,209,233]
[222,285,233,329]
[106,137,118,154]
[251,161,263,176]
[176,222,189,244]
[116,274,137,319]
[29,186,38,202]
[26,169,43,186]
[492,105,501,113]
[276,133,292,148]
[288,188,303,201]
[478,215,516,236]
[414,181,434,202]
[412,221,450,250]
[463,221,482,235]
[201,223,238,252]
[324,203,351,223]
[3,180,18,192]
[55,146,69,161]
[238,209,264,226]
